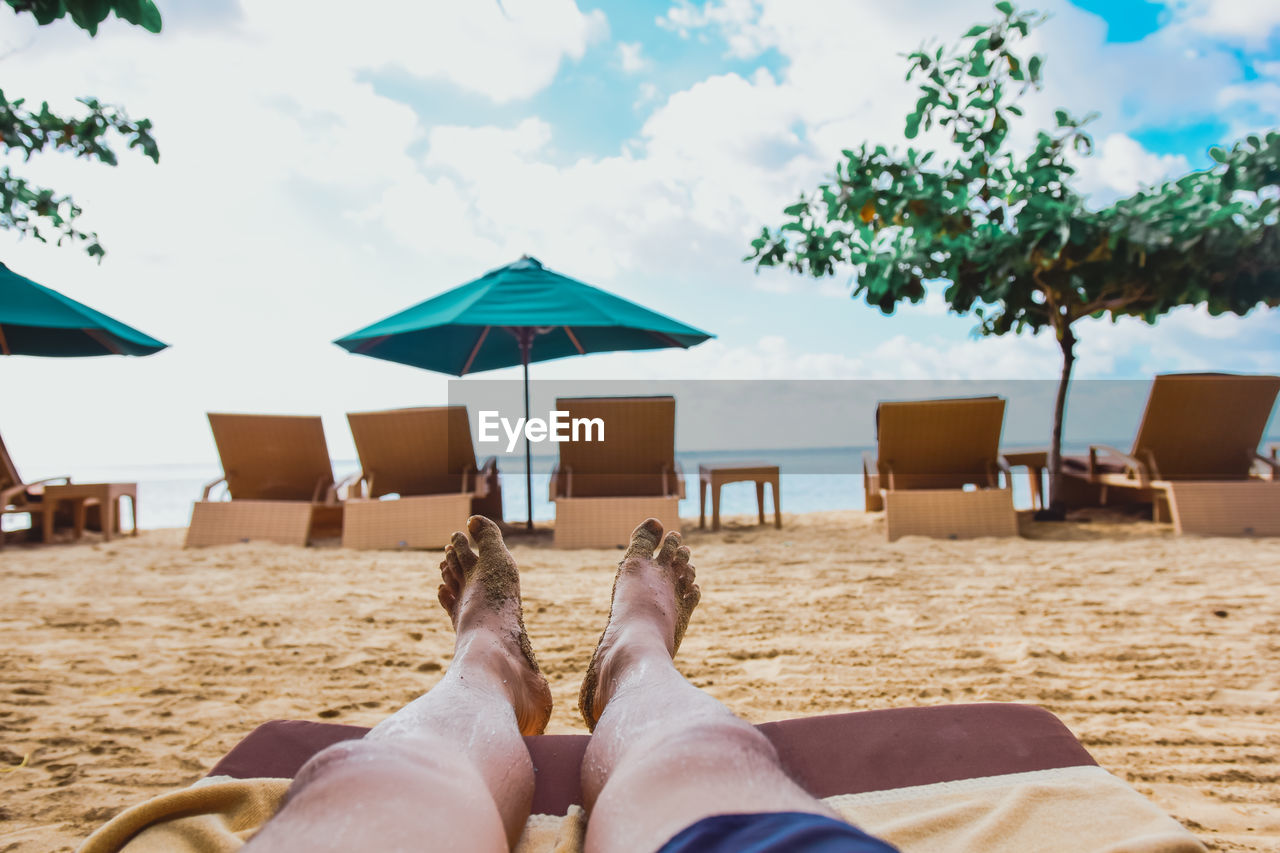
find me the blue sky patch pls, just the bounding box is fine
[1065,0,1165,43]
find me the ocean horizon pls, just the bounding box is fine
[12,438,1277,533]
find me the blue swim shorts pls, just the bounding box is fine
[658,811,899,853]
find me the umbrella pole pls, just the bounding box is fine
[521,332,534,531]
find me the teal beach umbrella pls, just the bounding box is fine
[334,256,713,529]
[0,262,168,356]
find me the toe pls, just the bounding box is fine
[437,583,457,614]
[467,515,504,549]
[625,518,664,559]
[656,530,681,565]
[673,545,692,569]
[441,551,461,587]
[450,531,478,570]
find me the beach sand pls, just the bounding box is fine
[2,510,1278,852]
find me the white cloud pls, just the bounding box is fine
[1072,133,1192,203]
[353,66,823,283]
[240,0,608,104]
[658,0,769,58]
[426,118,557,169]
[634,81,661,108]
[1164,0,1280,48]
[618,41,650,73]
[534,327,1060,382]
[1066,305,1280,378]
[558,304,1280,385]
[1216,81,1280,140]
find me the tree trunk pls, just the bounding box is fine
[1041,322,1076,520]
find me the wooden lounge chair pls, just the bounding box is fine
[0,429,70,548]
[862,396,1017,541]
[549,396,683,548]
[80,704,1206,851]
[185,414,343,547]
[342,406,502,550]
[1060,373,1280,535]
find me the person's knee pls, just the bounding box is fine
[292,734,467,796]
[252,735,519,852]
[590,712,783,800]
[653,715,782,769]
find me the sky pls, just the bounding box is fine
[1,0,1278,474]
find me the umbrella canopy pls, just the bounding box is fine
[0,261,168,357]
[334,256,713,529]
[334,256,711,374]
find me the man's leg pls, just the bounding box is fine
[246,516,553,852]
[579,519,888,853]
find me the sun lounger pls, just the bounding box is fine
[342,406,502,549]
[185,414,343,547]
[549,396,683,548]
[80,704,1206,852]
[1061,373,1280,535]
[862,396,1017,541]
[0,429,70,547]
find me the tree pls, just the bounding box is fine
[2,0,162,260]
[747,1,1280,517]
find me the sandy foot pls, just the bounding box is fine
[438,516,552,735]
[579,518,701,731]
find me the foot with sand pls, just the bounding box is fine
[578,519,894,853]
[246,515,550,852]
[578,517,701,731]
[431,516,553,738]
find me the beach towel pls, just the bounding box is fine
[78,765,1204,853]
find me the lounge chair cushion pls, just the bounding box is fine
[80,705,1206,853]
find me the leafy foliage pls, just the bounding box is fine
[2,0,162,260]
[1,92,159,259]
[747,2,1280,512]
[5,0,161,36]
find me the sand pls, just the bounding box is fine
[2,510,1278,852]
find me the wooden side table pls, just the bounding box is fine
[698,462,781,532]
[41,482,138,543]
[1001,448,1048,511]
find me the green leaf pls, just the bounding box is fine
[69,0,112,35]
[964,24,989,37]
[1209,146,1227,164]
[995,1,1015,15]
[1028,55,1042,80]
[114,0,144,23]
[1054,109,1070,127]
[136,0,162,32]
[23,0,60,25]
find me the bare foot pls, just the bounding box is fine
[579,518,701,731]
[438,515,553,735]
